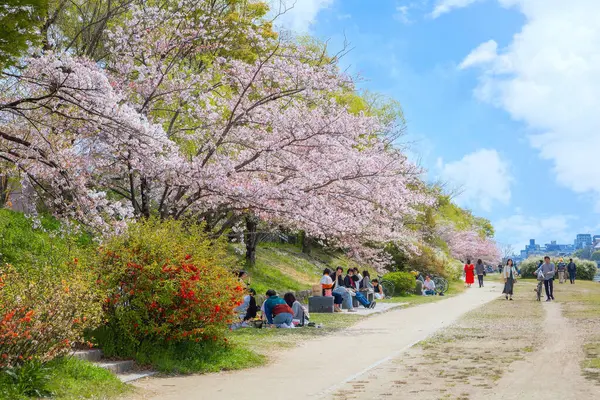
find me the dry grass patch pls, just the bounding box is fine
[554,280,600,385]
[332,283,544,399]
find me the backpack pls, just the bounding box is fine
[537,269,545,281]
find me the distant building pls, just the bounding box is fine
[575,234,592,249]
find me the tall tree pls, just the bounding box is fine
[0,0,47,68]
[0,0,431,266]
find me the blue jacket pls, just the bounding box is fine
[263,295,292,324]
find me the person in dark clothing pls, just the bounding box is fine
[332,267,354,311]
[243,288,258,321]
[475,259,485,288]
[567,258,577,284]
[536,256,556,301]
[344,269,376,309]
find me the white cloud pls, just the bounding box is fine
[437,149,513,212]
[460,0,600,209]
[273,0,334,32]
[459,40,498,69]
[495,214,578,250]
[394,6,412,24]
[431,0,482,18]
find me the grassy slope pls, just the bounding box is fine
[233,242,377,295]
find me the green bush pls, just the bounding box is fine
[0,210,102,368]
[92,218,242,359]
[518,257,598,280]
[383,272,415,296]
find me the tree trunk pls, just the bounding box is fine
[0,174,9,207]
[245,215,258,265]
[300,230,311,254]
[140,177,151,218]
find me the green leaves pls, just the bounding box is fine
[0,0,47,69]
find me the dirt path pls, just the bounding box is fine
[129,284,501,400]
[485,302,595,400]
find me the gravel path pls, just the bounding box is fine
[485,301,596,400]
[129,284,501,400]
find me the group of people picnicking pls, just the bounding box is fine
[232,266,383,329]
[463,257,578,302]
[319,267,379,312]
[232,270,311,329]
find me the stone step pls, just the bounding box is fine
[96,360,135,374]
[72,349,103,362]
[118,370,158,383]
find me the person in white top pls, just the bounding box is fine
[320,268,342,312]
[422,275,436,296]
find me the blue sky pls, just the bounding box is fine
[274,0,600,252]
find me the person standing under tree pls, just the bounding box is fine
[536,256,556,301]
[567,258,577,284]
[464,259,475,288]
[502,259,518,300]
[475,259,485,288]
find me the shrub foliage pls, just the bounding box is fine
[383,271,415,295]
[93,219,242,355]
[0,261,102,368]
[518,257,598,280]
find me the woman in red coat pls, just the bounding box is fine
[464,259,475,287]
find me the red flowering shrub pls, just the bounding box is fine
[93,219,242,353]
[0,263,103,368]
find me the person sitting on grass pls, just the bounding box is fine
[284,292,309,326]
[321,268,343,312]
[242,288,258,322]
[344,268,376,309]
[422,275,436,296]
[264,289,295,328]
[371,278,384,299]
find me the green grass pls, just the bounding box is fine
[229,313,365,354]
[0,358,129,400]
[234,243,377,294]
[132,340,266,374]
[380,279,466,307]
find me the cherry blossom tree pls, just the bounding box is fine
[437,224,501,265]
[0,0,432,265]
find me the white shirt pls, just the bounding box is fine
[320,275,333,285]
[423,279,435,291]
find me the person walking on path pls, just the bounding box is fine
[556,258,567,284]
[536,256,556,301]
[567,258,577,284]
[502,258,518,300]
[475,259,485,288]
[464,259,475,288]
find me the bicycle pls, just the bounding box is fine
[377,275,395,298]
[416,272,449,295]
[535,280,543,301]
